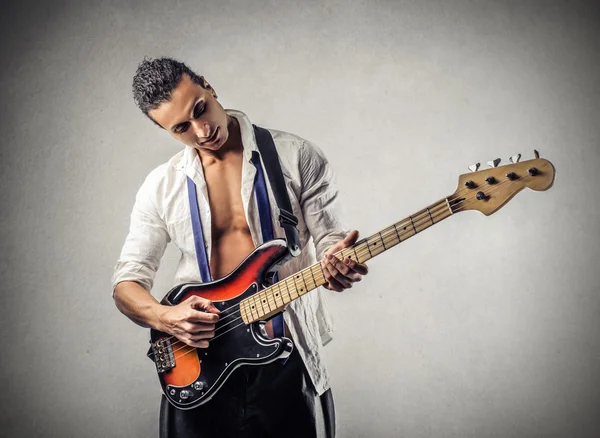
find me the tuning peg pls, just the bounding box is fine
[509,154,521,164]
[487,158,501,168]
[468,163,480,172]
[534,149,540,159]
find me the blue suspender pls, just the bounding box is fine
[186,151,285,338]
[250,152,285,338]
[186,177,213,283]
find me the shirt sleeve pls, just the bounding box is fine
[111,174,171,295]
[299,139,348,260]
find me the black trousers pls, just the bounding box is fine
[159,346,335,438]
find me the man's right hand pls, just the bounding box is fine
[157,295,220,348]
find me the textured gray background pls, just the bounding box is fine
[1,0,599,437]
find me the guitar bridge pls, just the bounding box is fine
[151,338,175,373]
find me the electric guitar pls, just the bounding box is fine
[148,152,555,410]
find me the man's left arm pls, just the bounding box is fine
[298,140,368,292]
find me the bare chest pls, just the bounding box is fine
[203,157,249,238]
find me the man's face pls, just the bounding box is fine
[148,74,230,152]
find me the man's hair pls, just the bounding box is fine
[132,57,204,126]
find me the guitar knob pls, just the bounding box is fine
[464,180,476,189]
[528,167,538,176]
[180,390,192,400]
[476,191,487,200]
[468,163,480,172]
[193,381,205,391]
[485,176,496,184]
[487,158,501,168]
[506,172,517,180]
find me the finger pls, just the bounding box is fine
[321,260,344,292]
[189,331,216,342]
[342,230,360,247]
[327,254,351,276]
[188,295,221,314]
[324,257,352,289]
[175,336,209,349]
[326,276,345,292]
[186,322,216,333]
[328,255,362,285]
[345,258,369,275]
[187,310,219,323]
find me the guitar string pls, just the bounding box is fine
[234,173,525,323]
[156,177,500,331]
[151,173,529,359]
[150,174,524,359]
[167,173,529,362]
[152,199,459,358]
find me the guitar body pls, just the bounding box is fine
[149,239,294,410]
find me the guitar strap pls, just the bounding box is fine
[186,124,301,340]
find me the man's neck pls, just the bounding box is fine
[197,115,243,165]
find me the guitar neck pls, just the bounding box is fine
[240,196,455,324]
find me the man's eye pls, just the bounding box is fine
[193,103,205,118]
[176,123,189,134]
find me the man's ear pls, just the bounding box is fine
[200,76,218,99]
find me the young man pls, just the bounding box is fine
[112,57,368,438]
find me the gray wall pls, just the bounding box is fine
[1,0,599,437]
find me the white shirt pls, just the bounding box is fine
[111,109,347,395]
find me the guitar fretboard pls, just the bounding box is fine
[239,197,454,324]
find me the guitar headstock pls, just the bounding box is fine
[449,151,555,216]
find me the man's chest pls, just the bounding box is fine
[202,155,249,237]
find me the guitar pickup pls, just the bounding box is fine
[151,338,176,373]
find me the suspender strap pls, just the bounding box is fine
[186,176,213,283]
[253,125,302,258]
[250,151,284,338]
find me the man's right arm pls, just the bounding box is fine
[113,280,165,329]
[114,281,219,348]
[112,173,218,347]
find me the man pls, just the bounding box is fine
[112,57,368,438]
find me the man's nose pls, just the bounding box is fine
[192,120,211,140]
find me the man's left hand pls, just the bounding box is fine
[321,230,369,292]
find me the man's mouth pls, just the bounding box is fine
[202,127,219,144]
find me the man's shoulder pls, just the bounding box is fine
[140,149,186,191]
[263,127,324,160]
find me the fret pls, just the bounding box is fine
[271,285,283,308]
[409,215,417,233]
[249,296,259,320]
[285,277,299,300]
[362,240,373,260]
[292,273,303,296]
[426,207,435,224]
[351,246,359,263]
[393,223,402,242]
[309,266,320,289]
[368,236,385,257]
[378,231,387,250]
[259,290,272,313]
[303,269,315,290]
[382,225,399,247]
[298,272,309,295]
[239,302,249,323]
[281,281,292,303]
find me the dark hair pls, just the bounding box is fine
[132,57,204,126]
